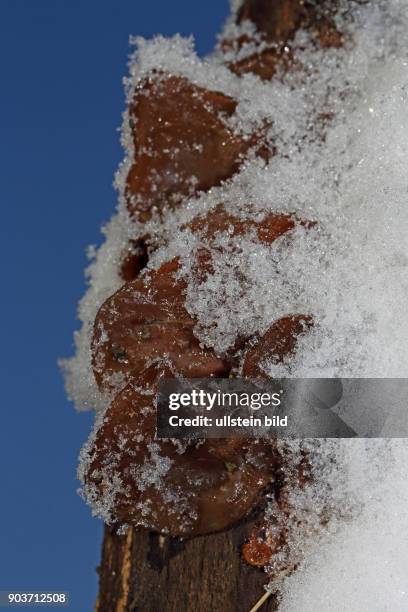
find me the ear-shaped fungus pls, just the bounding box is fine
[84,363,284,536]
[125,75,271,222]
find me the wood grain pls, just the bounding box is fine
[97,524,278,612]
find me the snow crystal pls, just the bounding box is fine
[131,442,173,491]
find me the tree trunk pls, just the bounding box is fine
[96,523,278,612]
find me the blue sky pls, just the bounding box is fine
[0,0,229,609]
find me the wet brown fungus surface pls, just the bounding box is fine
[125,75,271,222]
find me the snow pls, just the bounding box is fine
[278,441,408,612]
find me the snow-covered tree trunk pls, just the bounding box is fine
[62,0,408,605]
[93,3,343,610]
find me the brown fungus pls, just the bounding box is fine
[84,363,282,536]
[243,315,314,378]
[125,75,271,222]
[92,258,230,394]
[224,0,344,80]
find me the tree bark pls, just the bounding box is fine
[96,523,278,612]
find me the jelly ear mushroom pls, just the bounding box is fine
[242,450,313,576]
[226,0,344,80]
[237,0,344,46]
[84,364,282,536]
[237,0,309,42]
[229,48,294,81]
[186,206,315,283]
[92,258,230,394]
[125,74,271,222]
[188,204,314,245]
[243,315,314,378]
